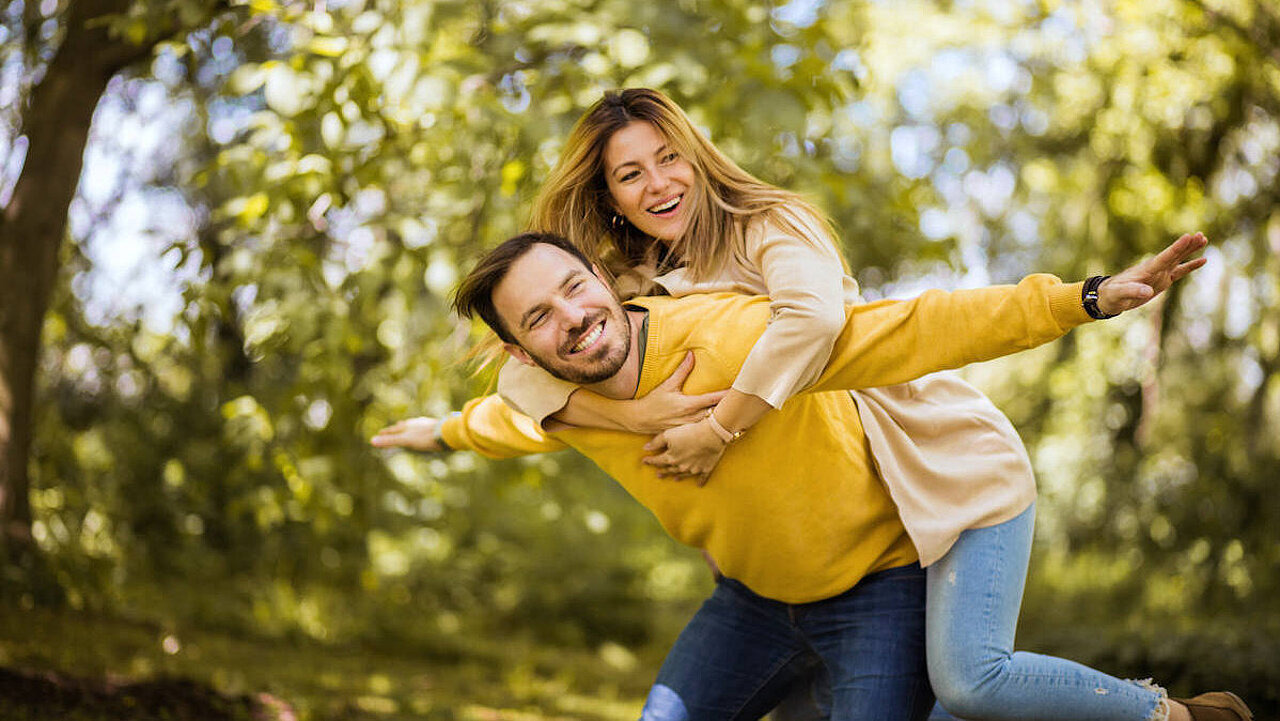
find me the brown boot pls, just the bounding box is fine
[1173,692,1254,721]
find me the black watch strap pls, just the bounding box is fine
[1082,275,1117,319]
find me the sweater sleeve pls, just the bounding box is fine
[731,211,849,408]
[496,356,579,427]
[806,275,1093,394]
[440,394,568,459]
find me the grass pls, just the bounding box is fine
[0,601,669,720]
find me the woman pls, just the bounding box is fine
[382,88,1248,721]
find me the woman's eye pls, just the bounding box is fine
[661,152,678,163]
[620,170,640,182]
[567,281,584,295]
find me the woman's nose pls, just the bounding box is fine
[646,167,670,193]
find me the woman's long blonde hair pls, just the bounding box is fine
[528,88,847,289]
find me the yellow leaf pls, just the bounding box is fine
[500,159,525,197]
[308,36,348,57]
[241,192,270,223]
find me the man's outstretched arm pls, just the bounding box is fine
[372,394,567,458]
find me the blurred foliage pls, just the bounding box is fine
[1,0,1276,709]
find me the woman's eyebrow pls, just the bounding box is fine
[609,145,670,177]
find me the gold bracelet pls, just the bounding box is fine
[705,409,744,444]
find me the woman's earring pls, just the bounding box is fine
[610,212,625,230]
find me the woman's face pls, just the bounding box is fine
[602,120,697,241]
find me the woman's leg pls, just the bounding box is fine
[926,503,1167,721]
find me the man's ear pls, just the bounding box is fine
[503,342,536,367]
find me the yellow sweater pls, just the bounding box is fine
[443,275,1091,603]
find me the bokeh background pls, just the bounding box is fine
[0,0,1277,718]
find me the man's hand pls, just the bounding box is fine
[1097,232,1208,315]
[624,352,729,434]
[371,417,445,452]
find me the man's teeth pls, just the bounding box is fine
[571,322,604,353]
[648,196,680,213]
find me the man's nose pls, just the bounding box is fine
[554,299,587,327]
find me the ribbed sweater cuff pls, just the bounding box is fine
[440,414,468,452]
[1049,280,1092,329]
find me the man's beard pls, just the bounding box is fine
[528,308,630,385]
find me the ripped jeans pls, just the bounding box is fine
[924,502,1167,721]
[774,503,1169,721]
[639,562,935,721]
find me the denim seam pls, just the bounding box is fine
[726,649,809,721]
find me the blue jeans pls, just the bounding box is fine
[772,504,1166,721]
[640,563,934,721]
[926,502,1164,721]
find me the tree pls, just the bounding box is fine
[0,0,232,575]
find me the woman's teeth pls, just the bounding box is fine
[571,322,604,353]
[648,196,680,214]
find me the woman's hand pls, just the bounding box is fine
[642,416,726,485]
[370,417,445,452]
[621,352,729,434]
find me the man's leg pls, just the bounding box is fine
[797,562,934,721]
[642,578,813,721]
[767,658,831,721]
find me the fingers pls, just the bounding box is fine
[674,391,729,425]
[1121,282,1154,302]
[371,420,412,446]
[641,452,709,482]
[657,352,697,390]
[1154,232,1207,268]
[1169,257,1207,281]
[644,458,703,478]
[370,431,403,448]
[690,390,729,408]
[643,432,668,453]
[661,467,710,483]
[1111,281,1154,310]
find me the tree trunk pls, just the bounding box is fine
[0,0,158,566]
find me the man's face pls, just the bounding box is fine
[491,244,631,384]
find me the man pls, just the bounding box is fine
[373,231,1208,720]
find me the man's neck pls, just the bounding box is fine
[582,308,647,400]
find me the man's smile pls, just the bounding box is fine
[566,318,606,355]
